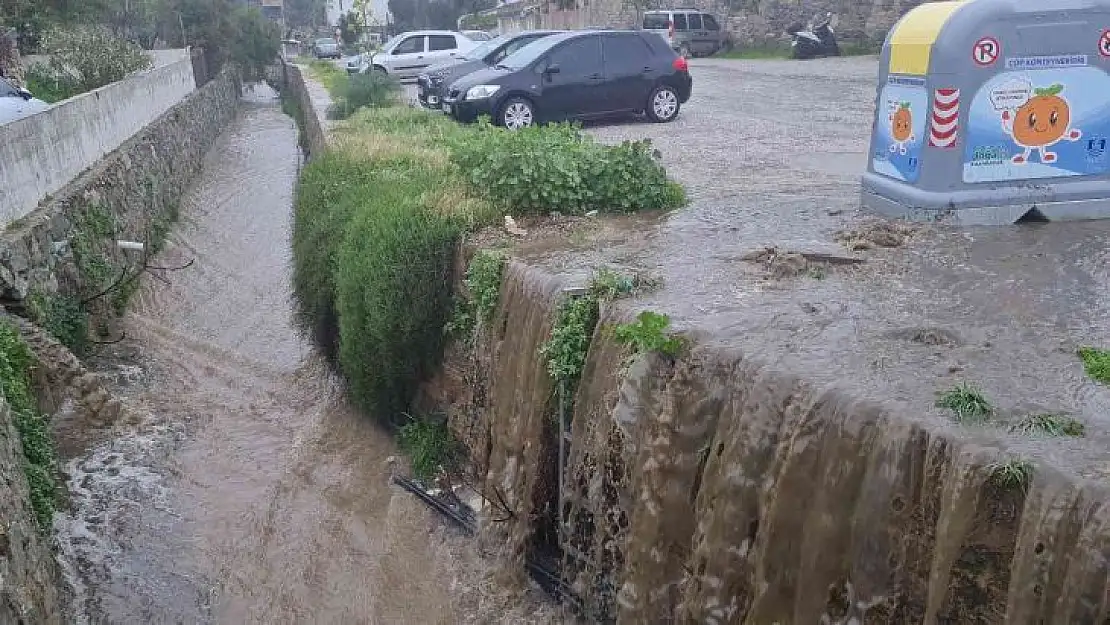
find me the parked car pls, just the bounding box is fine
[442,30,692,129]
[345,53,367,74]
[416,30,563,108]
[462,30,494,42]
[364,30,478,80]
[313,37,342,59]
[0,77,50,125]
[642,9,726,57]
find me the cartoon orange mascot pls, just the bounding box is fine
[1001,83,1082,164]
[889,101,914,155]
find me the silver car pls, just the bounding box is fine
[0,77,50,125]
[313,37,341,59]
[365,30,478,80]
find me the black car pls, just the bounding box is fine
[442,30,692,128]
[417,30,563,109]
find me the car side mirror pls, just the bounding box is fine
[17,88,32,101]
[544,64,561,75]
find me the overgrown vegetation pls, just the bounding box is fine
[1077,346,1110,384]
[25,291,89,355]
[448,120,686,216]
[291,97,684,467]
[985,457,1034,492]
[613,310,684,358]
[25,25,151,100]
[0,320,57,533]
[398,415,463,480]
[936,383,993,423]
[4,0,280,86]
[1010,413,1085,437]
[306,59,347,95]
[327,71,401,120]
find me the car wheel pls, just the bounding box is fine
[372,66,387,76]
[499,97,535,130]
[646,85,680,123]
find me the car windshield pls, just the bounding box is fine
[463,34,511,61]
[316,38,336,46]
[643,13,670,29]
[497,33,571,70]
[381,34,404,51]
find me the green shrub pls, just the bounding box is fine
[292,151,383,361]
[335,184,459,426]
[613,310,684,357]
[36,25,152,95]
[328,71,400,119]
[24,64,77,103]
[447,121,686,216]
[398,415,462,480]
[0,320,57,532]
[465,250,507,324]
[26,291,89,355]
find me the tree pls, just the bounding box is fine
[338,10,362,45]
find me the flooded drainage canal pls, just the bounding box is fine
[52,85,559,624]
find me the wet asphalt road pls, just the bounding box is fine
[515,56,1110,484]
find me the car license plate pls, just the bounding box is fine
[442,101,452,113]
[428,95,439,105]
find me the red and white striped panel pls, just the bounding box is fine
[929,88,960,148]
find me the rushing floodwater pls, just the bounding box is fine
[52,85,561,624]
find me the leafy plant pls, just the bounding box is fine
[613,310,684,357]
[25,291,89,355]
[936,383,993,423]
[1009,413,1085,437]
[0,320,57,532]
[985,458,1033,492]
[36,25,152,95]
[327,70,401,119]
[1077,346,1110,384]
[446,120,686,216]
[465,249,506,324]
[541,294,599,387]
[397,415,462,481]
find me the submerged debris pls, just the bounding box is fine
[740,246,864,279]
[835,220,916,251]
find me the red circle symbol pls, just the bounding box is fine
[972,36,1000,66]
[1099,29,1110,57]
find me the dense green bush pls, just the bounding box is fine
[34,25,152,95]
[327,71,401,120]
[0,320,57,533]
[334,171,459,426]
[447,120,686,215]
[293,144,461,425]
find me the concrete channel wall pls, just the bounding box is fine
[0,49,196,227]
[283,67,1110,625]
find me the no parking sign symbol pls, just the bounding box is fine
[1099,29,1110,57]
[973,36,1000,66]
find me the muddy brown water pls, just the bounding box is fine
[53,85,560,624]
[514,57,1110,485]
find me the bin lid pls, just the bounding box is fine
[887,0,970,76]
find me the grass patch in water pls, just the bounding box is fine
[1077,346,1110,384]
[985,457,1033,492]
[0,320,58,533]
[936,383,993,423]
[613,310,684,359]
[1010,413,1085,437]
[397,415,463,481]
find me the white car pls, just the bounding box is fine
[365,31,478,80]
[0,77,50,125]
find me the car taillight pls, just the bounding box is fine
[673,56,688,72]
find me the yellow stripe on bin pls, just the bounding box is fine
[888,0,969,76]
